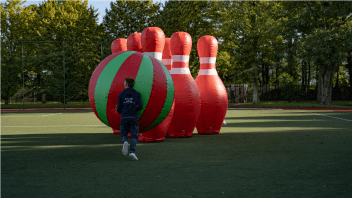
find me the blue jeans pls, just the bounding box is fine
[120,116,139,153]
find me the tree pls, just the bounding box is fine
[103,0,160,40]
[27,0,105,102]
[282,1,352,105]
[220,1,283,104]
[346,50,352,86]
[155,1,222,77]
[1,0,36,104]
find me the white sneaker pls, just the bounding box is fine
[129,153,138,161]
[122,141,128,156]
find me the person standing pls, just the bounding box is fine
[116,78,143,160]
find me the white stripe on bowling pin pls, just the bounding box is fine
[198,69,218,75]
[200,57,216,64]
[170,68,191,74]
[144,52,162,60]
[171,55,190,74]
[172,55,189,62]
[162,59,172,65]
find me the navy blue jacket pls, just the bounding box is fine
[116,88,143,119]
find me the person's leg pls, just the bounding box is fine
[129,118,139,153]
[120,118,130,144]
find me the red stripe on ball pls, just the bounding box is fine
[106,52,144,129]
[89,51,126,122]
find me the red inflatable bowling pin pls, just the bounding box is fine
[127,33,143,52]
[111,38,127,53]
[162,38,172,71]
[168,32,201,138]
[195,36,228,134]
[141,27,164,60]
[111,38,127,134]
[139,27,175,142]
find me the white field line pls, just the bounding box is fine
[42,113,62,117]
[1,108,91,111]
[307,112,352,122]
[2,116,42,117]
[2,113,62,117]
[2,125,106,128]
[227,108,283,110]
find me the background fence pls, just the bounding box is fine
[2,41,352,109]
[1,41,113,108]
[226,84,352,104]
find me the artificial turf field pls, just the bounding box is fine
[1,109,352,198]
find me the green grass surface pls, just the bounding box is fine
[2,110,352,197]
[232,101,352,108]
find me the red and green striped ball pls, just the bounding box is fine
[89,51,174,132]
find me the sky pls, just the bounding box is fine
[22,0,166,24]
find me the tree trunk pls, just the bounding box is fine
[346,51,352,86]
[261,63,264,85]
[301,60,306,97]
[308,62,311,89]
[317,65,320,103]
[252,62,259,104]
[276,61,280,85]
[319,67,336,105]
[266,63,269,84]
[336,64,340,100]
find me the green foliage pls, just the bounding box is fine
[2,0,352,105]
[217,1,284,103]
[280,81,302,102]
[281,1,352,104]
[103,0,160,40]
[333,66,350,86]
[1,0,106,103]
[1,0,35,103]
[155,1,221,77]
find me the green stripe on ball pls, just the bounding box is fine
[134,54,154,119]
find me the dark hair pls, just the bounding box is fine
[125,78,135,88]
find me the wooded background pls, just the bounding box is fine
[2,0,352,105]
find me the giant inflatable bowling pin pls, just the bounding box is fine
[168,32,201,138]
[195,36,228,134]
[139,27,175,142]
[162,38,172,71]
[111,38,127,54]
[111,38,127,134]
[127,33,143,52]
[114,33,143,137]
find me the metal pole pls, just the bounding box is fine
[63,41,65,109]
[22,41,24,110]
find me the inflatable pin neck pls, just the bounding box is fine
[170,32,192,56]
[127,33,143,53]
[197,35,218,58]
[111,38,127,53]
[162,38,172,71]
[141,27,165,53]
[162,38,172,59]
